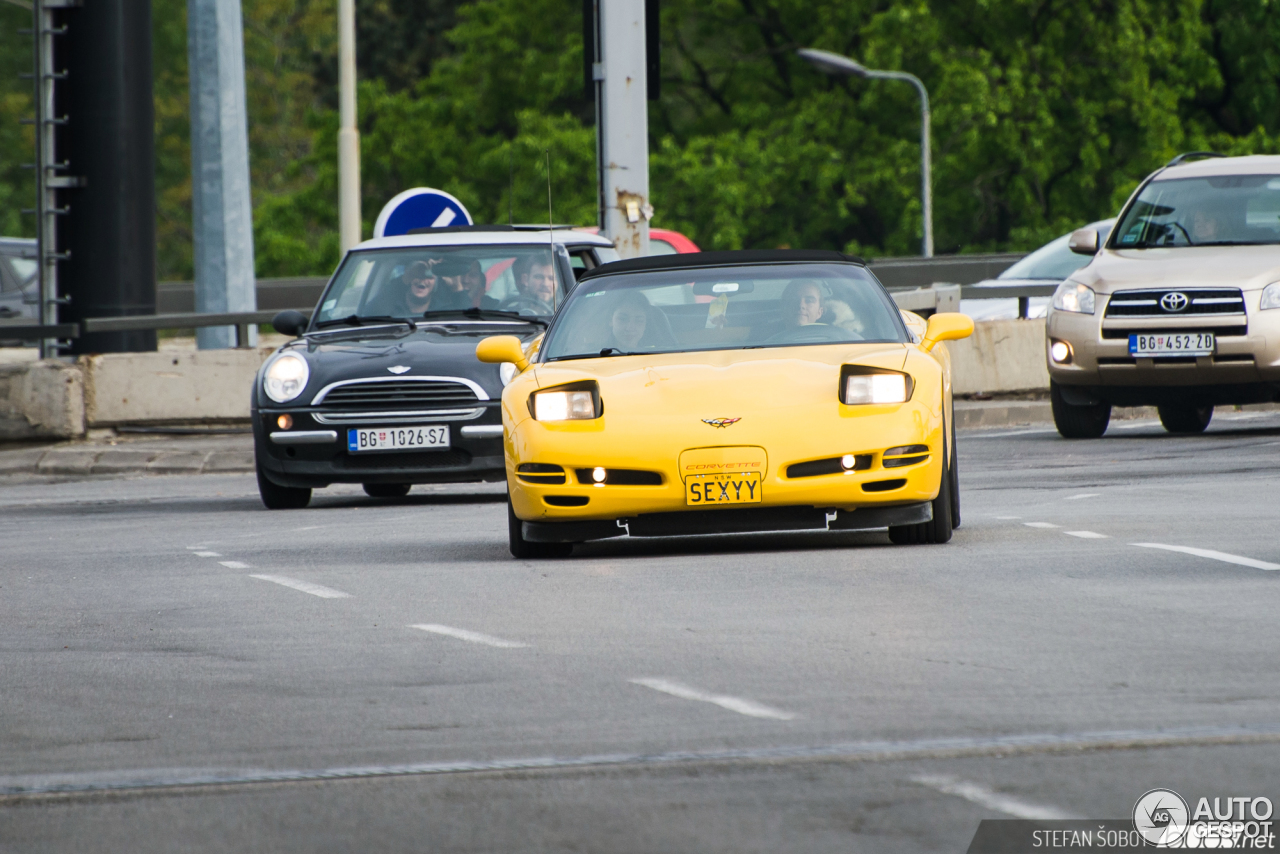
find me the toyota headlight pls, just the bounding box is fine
[263,352,310,403]
[1052,281,1095,314]
[841,369,913,405]
[1261,282,1280,311]
[529,382,601,421]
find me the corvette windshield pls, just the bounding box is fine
[1113,175,1280,248]
[314,244,572,325]
[541,263,907,361]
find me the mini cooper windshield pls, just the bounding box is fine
[315,244,572,326]
[1113,175,1280,248]
[542,263,908,361]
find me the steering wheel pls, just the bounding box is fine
[764,324,862,345]
[499,296,554,316]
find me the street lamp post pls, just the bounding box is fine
[797,48,932,258]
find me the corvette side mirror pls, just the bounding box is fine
[476,335,529,371]
[1068,227,1099,255]
[921,312,974,352]
[271,310,308,337]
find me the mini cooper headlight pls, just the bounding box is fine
[1261,282,1280,311]
[1052,281,1095,314]
[263,352,310,403]
[841,369,912,405]
[530,382,602,421]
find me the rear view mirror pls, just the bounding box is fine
[1068,228,1099,255]
[476,335,529,371]
[921,312,974,352]
[692,280,755,297]
[272,310,309,337]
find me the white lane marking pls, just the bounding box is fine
[1065,531,1108,539]
[295,526,321,531]
[912,774,1078,820]
[249,574,351,598]
[1024,522,1060,529]
[193,551,221,557]
[1131,543,1280,571]
[219,560,250,569]
[408,624,528,649]
[966,428,1057,439]
[629,677,796,721]
[995,516,1021,520]
[1065,493,1099,500]
[7,722,1280,799]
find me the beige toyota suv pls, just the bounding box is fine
[1046,153,1280,437]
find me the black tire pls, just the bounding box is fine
[256,461,312,509]
[1051,381,1111,439]
[508,498,573,559]
[888,453,955,545]
[1158,403,1213,434]
[363,482,412,498]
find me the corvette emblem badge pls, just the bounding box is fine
[702,417,741,428]
[387,365,411,374]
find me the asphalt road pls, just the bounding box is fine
[2,411,1280,852]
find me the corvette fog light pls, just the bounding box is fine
[276,414,293,429]
[840,454,856,470]
[1050,341,1072,364]
[592,466,607,484]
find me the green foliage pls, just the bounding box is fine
[6,0,1280,279]
[0,2,35,239]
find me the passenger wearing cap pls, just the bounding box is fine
[426,256,476,312]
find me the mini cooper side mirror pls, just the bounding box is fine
[921,312,974,352]
[1068,227,1099,256]
[272,310,308,337]
[476,335,529,371]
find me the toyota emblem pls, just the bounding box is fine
[1160,292,1189,312]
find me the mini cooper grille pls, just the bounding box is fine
[1104,289,1245,318]
[320,380,481,410]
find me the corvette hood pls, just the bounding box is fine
[1072,245,1280,293]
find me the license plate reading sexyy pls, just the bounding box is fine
[686,472,762,506]
[1128,332,1215,357]
[348,425,449,452]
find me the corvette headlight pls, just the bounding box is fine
[530,382,602,421]
[1052,281,1095,314]
[499,362,519,386]
[1261,282,1280,311]
[263,352,310,403]
[841,369,913,405]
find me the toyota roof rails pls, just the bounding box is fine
[1165,151,1227,168]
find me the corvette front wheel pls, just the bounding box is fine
[888,461,954,545]
[508,498,573,559]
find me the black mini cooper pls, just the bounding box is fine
[252,227,619,508]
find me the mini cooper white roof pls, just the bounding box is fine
[353,226,616,252]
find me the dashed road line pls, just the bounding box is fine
[193,551,221,558]
[249,574,351,598]
[629,677,796,721]
[912,774,1078,820]
[218,560,250,569]
[1024,522,1060,529]
[995,515,1021,520]
[1065,493,1099,500]
[1064,531,1108,539]
[1131,543,1280,571]
[408,624,528,649]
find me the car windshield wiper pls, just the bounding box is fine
[314,314,416,330]
[421,308,548,327]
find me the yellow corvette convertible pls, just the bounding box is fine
[477,250,973,558]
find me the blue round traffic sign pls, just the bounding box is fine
[373,188,473,238]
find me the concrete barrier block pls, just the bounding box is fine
[949,319,1049,395]
[81,350,269,426]
[0,360,86,439]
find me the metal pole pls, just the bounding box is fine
[911,76,932,258]
[188,0,257,349]
[598,0,649,258]
[337,0,360,252]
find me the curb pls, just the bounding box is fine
[0,443,254,478]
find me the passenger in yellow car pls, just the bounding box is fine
[603,291,650,351]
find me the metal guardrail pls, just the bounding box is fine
[1,283,1058,346]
